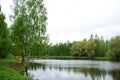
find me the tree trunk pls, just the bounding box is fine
[21,48,25,65]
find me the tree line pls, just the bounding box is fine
[40,34,107,58]
[41,34,120,59]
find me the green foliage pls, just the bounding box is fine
[94,35,108,57]
[31,42,47,56]
[29,34,109,59]
[71,40,87,56]
[107,36,120,58]
[44,41,72,56]
[0,12,10,58]
[7,54,14,59]
[86,40,96,58]
[10,43,22,56]
[71,39,96,58]
[11,0,48,63]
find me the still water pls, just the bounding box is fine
[27,59,120,80]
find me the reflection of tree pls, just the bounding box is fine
[72,67,120,80]
[29,63,46,71]
[29,63,120,80]
[108,69,120,80]
[76,68,107,80]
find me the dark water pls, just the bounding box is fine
[27,59,120,80]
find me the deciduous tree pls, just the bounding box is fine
[107,36,120,58]
[11,0,48,64]
[0,11,10,58]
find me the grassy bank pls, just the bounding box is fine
[0,59,29,80]
[39,56,73,59]
[94,57,120,61]
[37,56,120,61]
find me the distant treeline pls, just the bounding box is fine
[31,34,120,59]
[37,35,102,57]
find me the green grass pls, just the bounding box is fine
[0,66,28,80]
[0,58,14,63]
[0,58,30,80]
[40,56,73,59]
[38,56,120,61]
[38,56,91,60]
[95,57,120,61]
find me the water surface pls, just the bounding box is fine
[27,59,120,80]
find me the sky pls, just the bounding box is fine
[0,0,120,44]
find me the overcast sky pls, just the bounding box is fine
[0,0,120,44]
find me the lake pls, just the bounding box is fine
[26,59,120,80]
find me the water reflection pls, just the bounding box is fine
[27,60,120,80]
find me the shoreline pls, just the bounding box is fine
[0,59,30,80]
[33,56,120,61]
